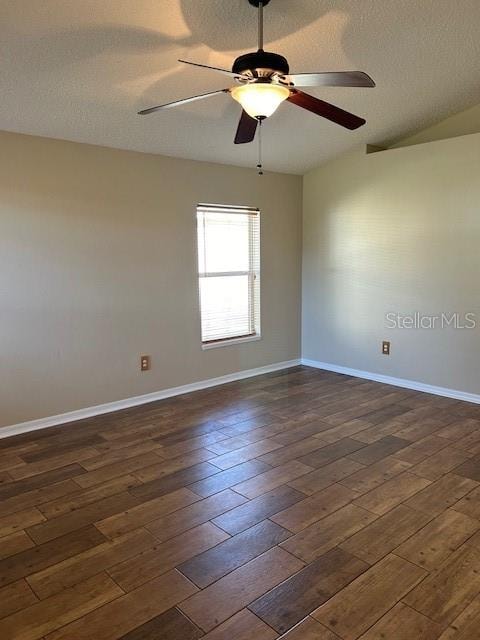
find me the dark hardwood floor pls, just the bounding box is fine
[1,365,480,639]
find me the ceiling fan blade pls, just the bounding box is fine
[287,90,366,130]
[138,89,229,115]
[286,71,375,88]
[179,59,248,80]
[234,110,258,144]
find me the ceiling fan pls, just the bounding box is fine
[138,0,375,146]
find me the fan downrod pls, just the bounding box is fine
[248,0,271,7]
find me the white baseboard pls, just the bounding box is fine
[302,358,480,405]
[1,359,301,439]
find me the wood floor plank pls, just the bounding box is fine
[9,448,99,481]
[452,485,480,520]
[0,454,26,473]
[0,525,106,589]
[280,504,377,563]
[178,547,304,632]
[27,528,157,600]
[352,419,404,445]
[395,509,480,570]
[312,554,427,640]
[359,403,410,426]
[95,487,199,538]
[206,434,261,455]
[392,435,451,464]
[80,442,163,471]
[132,448,218,483]
[73,452,162,489]
[0,572,122,640]
[280,617,340,639]
[249,547,368,634]
[0,579,38,619]
[200,609,278,640]
[0,479,81,519]
[312,420,371,445]
[178,519,290,587]
[298,439,366,469]
[317,393,407,427]
[273,419,338,445]
[108,521,229,591]
[340,504,432,565]
[129,462,221,501]
[233,460,314,499]
[448,404,480,420]
[339,456,411,495]
[0,530,35,560]
[155,421,226,445]
[353,472,431,516]
[358,602,443,639]
[0,442,39,458]
[145,488,247,542]
[248,414,328,442]
[118,607,203,640]
[157,432,229,459]
[211,485,305,535]
[95,433,166,453]
[437,594,480,639]
[290,458,365,496]
[0,507,46,539]
[27,492,139,544]
[405,473,479,516]
[210,439,283,470]
[394,418,451,442]
[215,411,279,431]
[38,474,141,519]
[258,437,328,467]
[20,437,105,464]
[453,457,480,482]
[188,459,271,497]
[436,419,480,441]
[271,483,357,533]
[409,447,472,481]
[347,436,410,466]
[403,545,480,625]
[451,430,480,455]
[0,470,13,485]
[45,570,197,640]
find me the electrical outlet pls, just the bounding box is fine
[140,355,151,371]
[382,341,391,355]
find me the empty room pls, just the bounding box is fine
[1,1,480,638]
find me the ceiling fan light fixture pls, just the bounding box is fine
[231,83,290,119]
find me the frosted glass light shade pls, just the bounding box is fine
[231,83,290,119]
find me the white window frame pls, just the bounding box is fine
[196,203,261,350]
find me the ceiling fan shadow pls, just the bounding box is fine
[8,24,193,74]
[179,0,326,51]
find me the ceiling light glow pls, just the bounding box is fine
[231,83,290,119]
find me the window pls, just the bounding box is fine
[197,203,260,347]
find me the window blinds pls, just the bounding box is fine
[197,204,260,344]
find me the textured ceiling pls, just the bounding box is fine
[1,0,480,174]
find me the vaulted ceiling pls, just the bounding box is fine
[1,1,480,173]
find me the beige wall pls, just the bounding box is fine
[1,131,302,429]
[302,133,480,395]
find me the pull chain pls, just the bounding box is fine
[257,119,263,175]
[257,2,265,176]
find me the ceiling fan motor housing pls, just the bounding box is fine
[232,50,290,77]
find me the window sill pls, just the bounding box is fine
[201,334,262,350]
